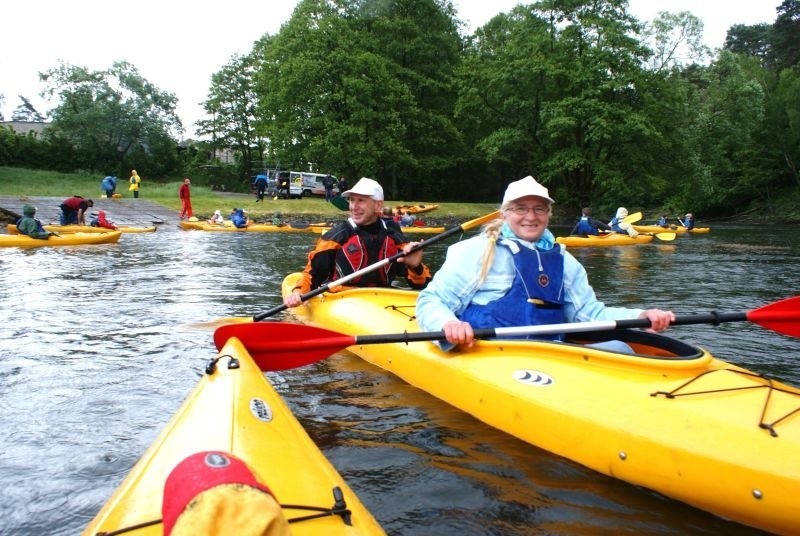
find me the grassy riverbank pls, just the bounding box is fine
[3,166,797,225]
[0,167,498,224]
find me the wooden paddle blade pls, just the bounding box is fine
[214,322,356,370]
[747,296,800,337]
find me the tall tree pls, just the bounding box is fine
[457,0,664,209]
[11,96,47,122]
[772,0,800,70]
[724,23,773,66]
[643,11,709,73]
[40,61,182,174]
[198,52,265,180]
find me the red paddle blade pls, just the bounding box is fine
[746,296,800,337]
[214,322,355,371]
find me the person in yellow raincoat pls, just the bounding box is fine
[128,169,141,198]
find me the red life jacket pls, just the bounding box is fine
[333,218,400,286]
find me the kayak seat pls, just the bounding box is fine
[569,329,703,360]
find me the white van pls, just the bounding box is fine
[276,171,339,198]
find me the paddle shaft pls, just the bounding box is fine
[352,312,749,345]
[253,212,499,321]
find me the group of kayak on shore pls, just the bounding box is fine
[14,196,119,240]
[570,207,696,237]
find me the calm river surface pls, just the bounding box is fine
[1,221,798,535]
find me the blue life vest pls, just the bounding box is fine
[657,216,668,227]
[609,217,625,233]
[231,209,247,228]
[575,216,597,235]
[461,240,567,341]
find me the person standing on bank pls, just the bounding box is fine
[322,173,336,203]
[129,169,141,198]
[283,177,431,308]
[179,178,193,220]
[101,175,117,198]
[415,176,674,353]
[60,196,93,225]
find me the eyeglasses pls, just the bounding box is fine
[506,205,550,216]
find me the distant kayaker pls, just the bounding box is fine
[415,175,675,353]
[207,209,224,225]
[657,214,670,228]
[230,207,249,228]
[680,213,695,230]
[608,207,638,236]
[16,204,53,239]
[283,177,431,308]
[60,196,93,225]
[89,210,117,230]
[570,207,611,236]
[179,178,193,220]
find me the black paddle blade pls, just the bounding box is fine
[214,322,356,371]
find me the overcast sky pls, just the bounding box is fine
[0,1,779,138]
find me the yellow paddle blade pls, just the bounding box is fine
[621,211,643,225]
[655,232,676,241]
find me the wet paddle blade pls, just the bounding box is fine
[654,232,676,241]
[214,322,355,370]
[746,296,800,337]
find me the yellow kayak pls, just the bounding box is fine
[0,231,122,248]
[179,221,328,233]
[8,224,156,234]
[279,272,800,535]
[392,204,439,214]
[633,224,711,234]
[83,337,384,535]
[556,233,653,247]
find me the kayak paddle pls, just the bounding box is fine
[214,296,800,371]
[621,211,642,225]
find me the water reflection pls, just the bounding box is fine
[1,224,796,535]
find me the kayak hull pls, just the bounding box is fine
[179,221,328,233]
[83,337,384,535]
[556,234,653,247]
[8,224,155,234]
[280,272,800,534]
[392,204,439,214]
[633,225,710,234]
[0,231,122,248]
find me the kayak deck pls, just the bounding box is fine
[280,272,800,534]
[8,224,156,234]
[179,221,328,233]
[83,337,384,535]
[0,231,122,247]
[556,233,654,247]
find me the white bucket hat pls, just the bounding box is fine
[502,176,554,205]
[342,177,384,200]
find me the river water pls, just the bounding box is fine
[1,222,798,535]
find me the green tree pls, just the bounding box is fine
[772,0,800,70]
[11,96,47,122]
[253,0,463,199]
[40,60,182,175]
[198,52,265,182]
[457,0,665,209]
